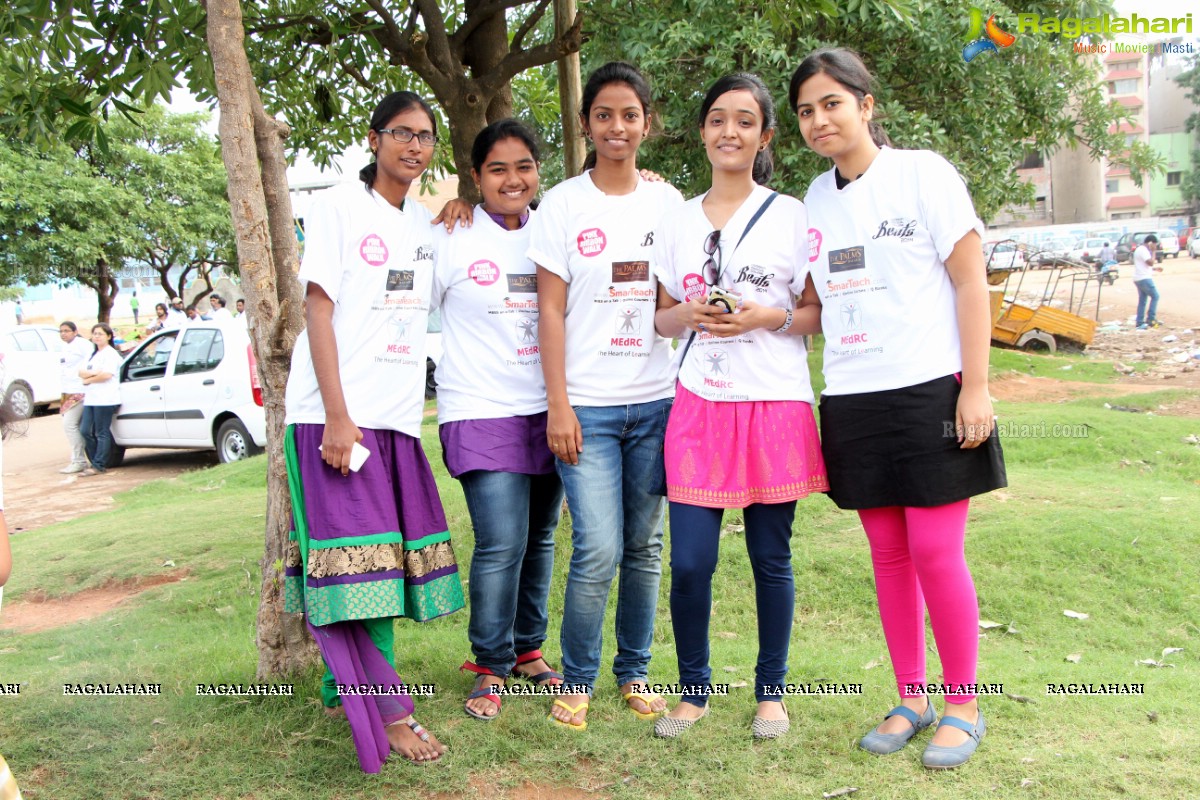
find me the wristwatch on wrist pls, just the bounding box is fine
[774,307,794,333]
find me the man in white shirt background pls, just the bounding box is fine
[209,294,234,322]
[1132,234,1161,330]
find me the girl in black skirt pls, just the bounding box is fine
[789,48,1006,769]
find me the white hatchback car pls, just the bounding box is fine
[0,325,64,418]
[112,322,266,463]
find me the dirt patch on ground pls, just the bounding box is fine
[991,374,1174,403]
[0,571,188,633]
[430,776,606,800]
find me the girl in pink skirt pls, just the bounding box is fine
[651,73,827,739]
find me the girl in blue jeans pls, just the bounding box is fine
[432,120,566,720]
[528,62,685,730]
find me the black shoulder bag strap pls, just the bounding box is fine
[675,191,779,367]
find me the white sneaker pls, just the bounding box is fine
[59,463,86,474]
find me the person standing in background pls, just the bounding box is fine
[57,322,94,474]
[13,301,22,326]
[1133,234,1161,330]
[130,292,140,324]
[78,323,123,477]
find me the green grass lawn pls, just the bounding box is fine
[2,354,1198,799]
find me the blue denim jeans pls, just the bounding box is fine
[460,470,564,675]
[80,404,119,471]
[668,501,797,706]
[1134,278,1159,326]
[556,398,671,694]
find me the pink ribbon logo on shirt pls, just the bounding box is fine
[468,259,500,286]
[682,273,706,303]
[577,228,607,257]
[807,228,823,263]
[360,234,389,266]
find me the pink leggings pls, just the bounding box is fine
[858,500,978,705]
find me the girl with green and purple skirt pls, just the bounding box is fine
[282,91,464,771]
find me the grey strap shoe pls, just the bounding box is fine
[922,710,985,769]
[858,701,936,755]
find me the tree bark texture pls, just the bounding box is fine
[554,0,585,178]
[206,0,315,678]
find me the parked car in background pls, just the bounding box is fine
[1156,230,1180,259]
[1190,229,1200,258]
[1033,237,1075,266]
[1178,227,1194,252]
[1115,231,1164,264]
[0,325,64,418]
[1068,237,1111,264]
[983,240,1027,271]
[111,321,266,464]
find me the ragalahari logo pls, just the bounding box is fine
[963,8,1017,62]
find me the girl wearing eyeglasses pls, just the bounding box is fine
[283,91,464,770]
[651,73,827,739]
[791,48,1005,768]
[528,62,684,731]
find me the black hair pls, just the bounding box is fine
[211,294,225,307]
[471,119,541,173]
[1143,234,1158,244]
[359,91,438,189]
[92,322,115,347]
[789,47,891,148]
[60,320,78,332]
[698,73,777,185]
[186,305,198,313]
[580,62,654,171]
[155,303,168,316]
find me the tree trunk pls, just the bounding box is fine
[445,97,490,203]
[555,0,585,179]
[89,258,117,323]
[207,0,316,678]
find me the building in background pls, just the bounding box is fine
[993,36,1196,229]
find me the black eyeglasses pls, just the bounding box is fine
[702,230,723,287]
[377,128,438,147]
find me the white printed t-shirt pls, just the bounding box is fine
[804,147,984,396]
[82,346,123,406]
[432,207,546,423]
[285,182,435,438]
[526,172,683,406]
[60,335,94,394]
[654,185,814,404]
[1132,244,1154,280]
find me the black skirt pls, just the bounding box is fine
[819,374,1007,510]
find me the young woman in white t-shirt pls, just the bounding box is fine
[77,323,124,476]
[431,119,566,721]
[790,48,1006,769]
[282,91,465,769]
[528,61,684,731]
[651,73,828,739]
